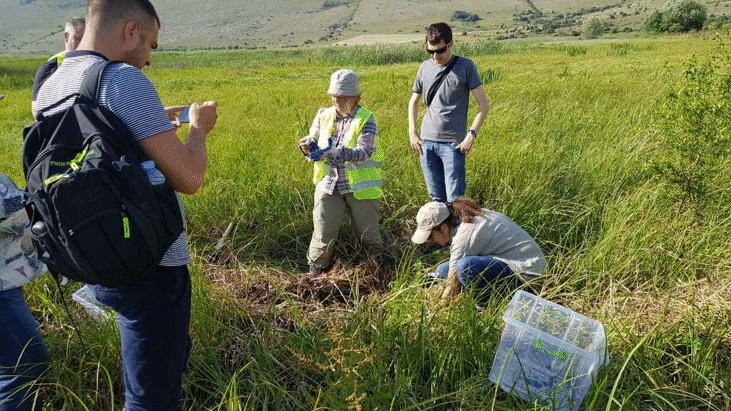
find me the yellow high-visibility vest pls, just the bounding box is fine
[313,106,384,200]
[49,50,67,67]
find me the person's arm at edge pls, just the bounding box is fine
[441,268,462,299]
[455,85,490,155]
[138,101,217,194]
[441,224,472,299]
[408,92,423,155]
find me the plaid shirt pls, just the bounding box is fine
[304,104,379,195]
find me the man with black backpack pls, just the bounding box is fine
[31,1,218,410]
[408,22,490,203]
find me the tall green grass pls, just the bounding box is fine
[1,35,729,410]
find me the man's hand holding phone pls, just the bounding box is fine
[177,106,190,123]
[165,103,217,134]
[188,102,218,134]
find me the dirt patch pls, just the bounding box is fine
[204,251,396,323]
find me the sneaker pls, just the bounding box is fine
[308,265,323,280]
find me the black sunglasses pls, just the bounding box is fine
[426,45,449,55]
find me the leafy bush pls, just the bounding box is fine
[651,41,731,215]
[583,17,604,39]
[452,10,481,22]
[644,0,707,33]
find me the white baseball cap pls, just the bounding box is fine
[411,202,450,244]
[327,69,361,96]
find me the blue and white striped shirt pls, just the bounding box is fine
[34,51,190,266]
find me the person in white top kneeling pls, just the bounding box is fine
[411,197,546,301]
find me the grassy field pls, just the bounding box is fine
[0,34,730,410]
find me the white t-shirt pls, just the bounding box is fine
[35,51,190,266]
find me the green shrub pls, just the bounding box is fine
[583,17,604,39]
[644,0,707,33]
[651,41,731,215]
[452,10,481,22]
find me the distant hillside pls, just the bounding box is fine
[2,0,730,56]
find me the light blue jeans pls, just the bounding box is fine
[419,140,466,202]
[0,287,48,411]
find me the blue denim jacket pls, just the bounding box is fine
[0,173,46,291]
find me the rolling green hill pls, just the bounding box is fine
[5,0,730,56]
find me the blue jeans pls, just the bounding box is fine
[89,265,192,411]
[420,140,466,202]
[433,256,519,299]
[0,287,49,411]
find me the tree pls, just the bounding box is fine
[652,41,731,215]
[583,17,604,39]
[644,0,707,33]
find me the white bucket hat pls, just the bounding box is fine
[327,69,361,96]
[411,202,450,244]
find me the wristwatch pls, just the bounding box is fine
[469,129,477,138]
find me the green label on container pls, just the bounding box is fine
[535,338,571,361]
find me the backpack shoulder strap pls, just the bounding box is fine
[79,60,116,104]
[77,60,146,160]
[425,55,459,107]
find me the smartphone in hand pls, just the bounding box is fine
[177,106,190,123]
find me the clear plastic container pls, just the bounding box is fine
[72,285,114,323]
[489,291,609,411]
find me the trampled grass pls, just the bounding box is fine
[0,34,729,410]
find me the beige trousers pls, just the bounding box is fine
[307,185,383,268]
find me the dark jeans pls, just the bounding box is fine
[433,256,521,300]
[90,265,192,411]
[0,287,48,411]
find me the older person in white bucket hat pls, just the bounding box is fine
[412,197,546,301]
[298,69,385,279]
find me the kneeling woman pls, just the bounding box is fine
[411,197,546,299]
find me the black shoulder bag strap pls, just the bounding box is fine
[425,56,459,107]
[78,60,146,161]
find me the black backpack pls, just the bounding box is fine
[22,60,184,288]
